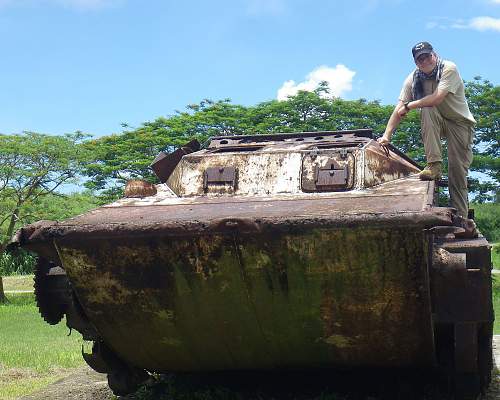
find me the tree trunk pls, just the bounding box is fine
[5,207,20,244]
[1,243,7,303]
[0,276,5,303]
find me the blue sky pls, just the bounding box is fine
[0,0,499,137]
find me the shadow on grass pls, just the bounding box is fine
[128,368,455,400]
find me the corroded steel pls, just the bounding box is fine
[55,227,434,371]
[10,129,493,398]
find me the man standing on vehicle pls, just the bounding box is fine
[378,41,475,223]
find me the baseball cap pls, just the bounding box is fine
[412,42,433,60]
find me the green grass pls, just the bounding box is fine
[493,275,500,335]
[473,203,500,243]
[492,242,500,269]
[0,293,84,399]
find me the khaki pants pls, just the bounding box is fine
[420,107,474,218]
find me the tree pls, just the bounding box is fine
[0,132,90,298]
[0,277,4,303]
[0,131,90,251]
[465,77,500,202]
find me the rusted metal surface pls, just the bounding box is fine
[14,178,452,245]
[207,129,374,149]
[9,130,494,398]
[56,227,435,371]
[124,180,157,198]
[430,236,492,324]
[363,142,420,187]
[203,166,237,191]
[150,139,200,183]
[165,130,420,198]
[301,153,354,191]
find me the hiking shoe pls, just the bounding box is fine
[453,216,479,239]
[419,161,442,181]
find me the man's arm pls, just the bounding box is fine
[378,100,406,145]
[379,88,449,145]
[404,87,448,111]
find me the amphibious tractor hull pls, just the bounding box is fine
[10,130,493,398]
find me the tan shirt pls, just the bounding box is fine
[399,60,476,125]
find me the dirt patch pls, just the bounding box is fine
[19,336,500,400]
[18,367,112,400]
[2,276,34,292]
[0,368,38,383]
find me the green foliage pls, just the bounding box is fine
[20,191,99,224]
[493,276,500,335]
[0,192,99,275]
[0,250,36,276]
[465,77,500,201]
[492,243,500,269]
[0,132,91,250]
[472,202,500,242]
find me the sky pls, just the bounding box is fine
[0,0,499,137]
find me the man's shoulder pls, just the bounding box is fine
[442,60,458,73]
[403,69,416,85]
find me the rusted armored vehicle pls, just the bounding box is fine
[10,130,493,399]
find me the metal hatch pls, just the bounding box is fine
[301,149,355,192]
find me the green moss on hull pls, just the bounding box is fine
[57,227,434,371]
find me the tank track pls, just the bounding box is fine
[33,257,71,325]
[429,222,494,400]
[34,257,149,395]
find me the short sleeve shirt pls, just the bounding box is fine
[399,60,476,125]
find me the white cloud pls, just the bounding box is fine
[490,0,500,4]
[428,16,500,32]
[425,17,456,30]
[277,65,356,101]
[469,16,500,31]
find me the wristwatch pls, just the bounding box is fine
[404,101,411,111]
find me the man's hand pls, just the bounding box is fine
[377,135,390,146]
[380,100,406,148]
[397,103,409,118]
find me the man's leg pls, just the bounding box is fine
[420,107,445,163]
[444,120,474,218]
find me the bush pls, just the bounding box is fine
[472,203,500,242]
[0,250,36,276]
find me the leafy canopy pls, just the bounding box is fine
[0,132,90,249]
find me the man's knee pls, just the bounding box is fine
[420,107,442,125]
[420,107,444,139]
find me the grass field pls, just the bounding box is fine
[0,293,84,400]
